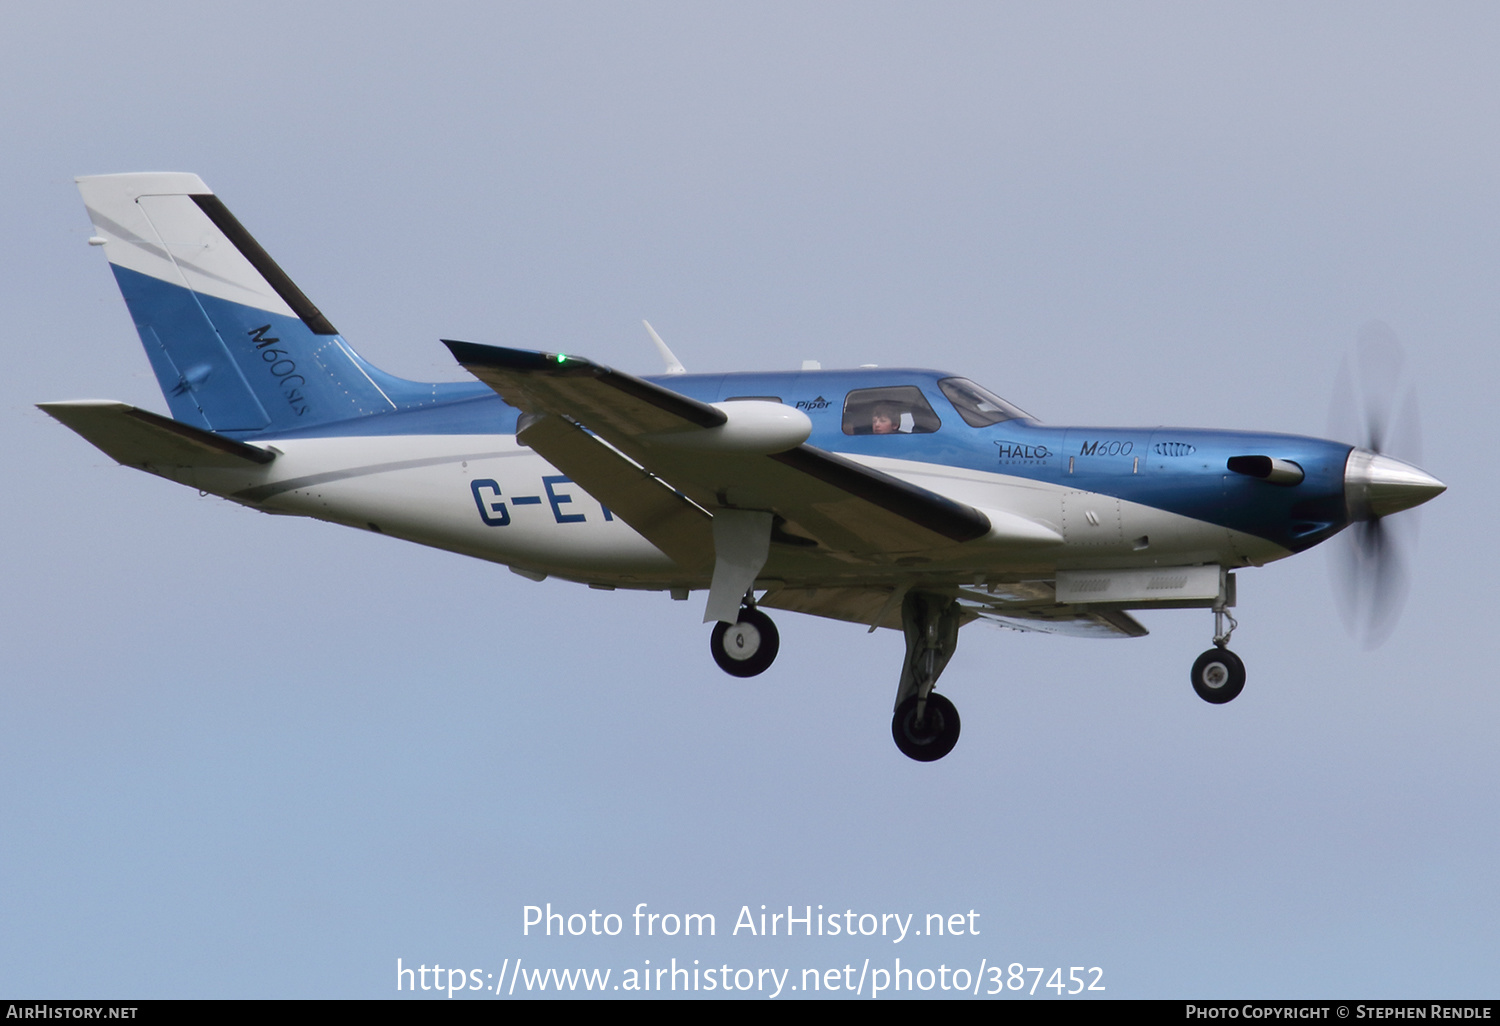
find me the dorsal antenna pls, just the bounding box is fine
[642,320,686,375]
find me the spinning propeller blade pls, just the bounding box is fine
[1327,323,1443,648]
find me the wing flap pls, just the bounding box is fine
[762,584,1149,638]
[970,606,1149,638]
[768,445,991,544]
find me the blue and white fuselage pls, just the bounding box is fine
[45,172,1445,760]
[219,370,1349,582]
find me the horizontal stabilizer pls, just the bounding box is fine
[38,400,276,469]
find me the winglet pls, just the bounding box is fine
[643,321,686,375]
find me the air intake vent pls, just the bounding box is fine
[1153,441,1196,456]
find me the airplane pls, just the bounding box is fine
[43,172,1447,761]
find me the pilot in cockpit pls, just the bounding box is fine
[871,401,904,434]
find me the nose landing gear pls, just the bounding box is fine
[1191,606,1245,704]
[1191,647,1246,703]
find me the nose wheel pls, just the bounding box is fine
[1191,646,1245,704]
[1190,602,1246,704]
[710,607,780,677]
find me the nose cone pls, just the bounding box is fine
[1345,448,1447,520]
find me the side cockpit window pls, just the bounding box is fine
[937,377,1032,427]
[842,386,942,435]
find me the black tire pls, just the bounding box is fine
[1191,647,1246,704]
[710,608,780,677]
[891,693,961,762]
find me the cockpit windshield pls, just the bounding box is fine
[937,377,1033,427]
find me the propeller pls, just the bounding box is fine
[1326,322,1436,647]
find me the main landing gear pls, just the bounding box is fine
[706,585,1249,755]
[709,605,780,677]
[706,590,966,762]
[1191,606,1245,704]
[891,591,963,762]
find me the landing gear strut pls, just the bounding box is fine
[1191,605,1245,704]
[891,591,963,761]
[710,605,780,678]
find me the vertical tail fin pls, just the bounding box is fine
[78,173,419,434]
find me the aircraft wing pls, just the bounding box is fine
[445,342,995,567]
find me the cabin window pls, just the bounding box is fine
[937,377,1032,427]
[842,386,942,435]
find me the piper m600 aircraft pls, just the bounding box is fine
[45,173,1446,761]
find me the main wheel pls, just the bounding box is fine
[710,608,780,677]
[1191,647,1246,704]
[891,693,961,762]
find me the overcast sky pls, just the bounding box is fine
[3,1,1495,999]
